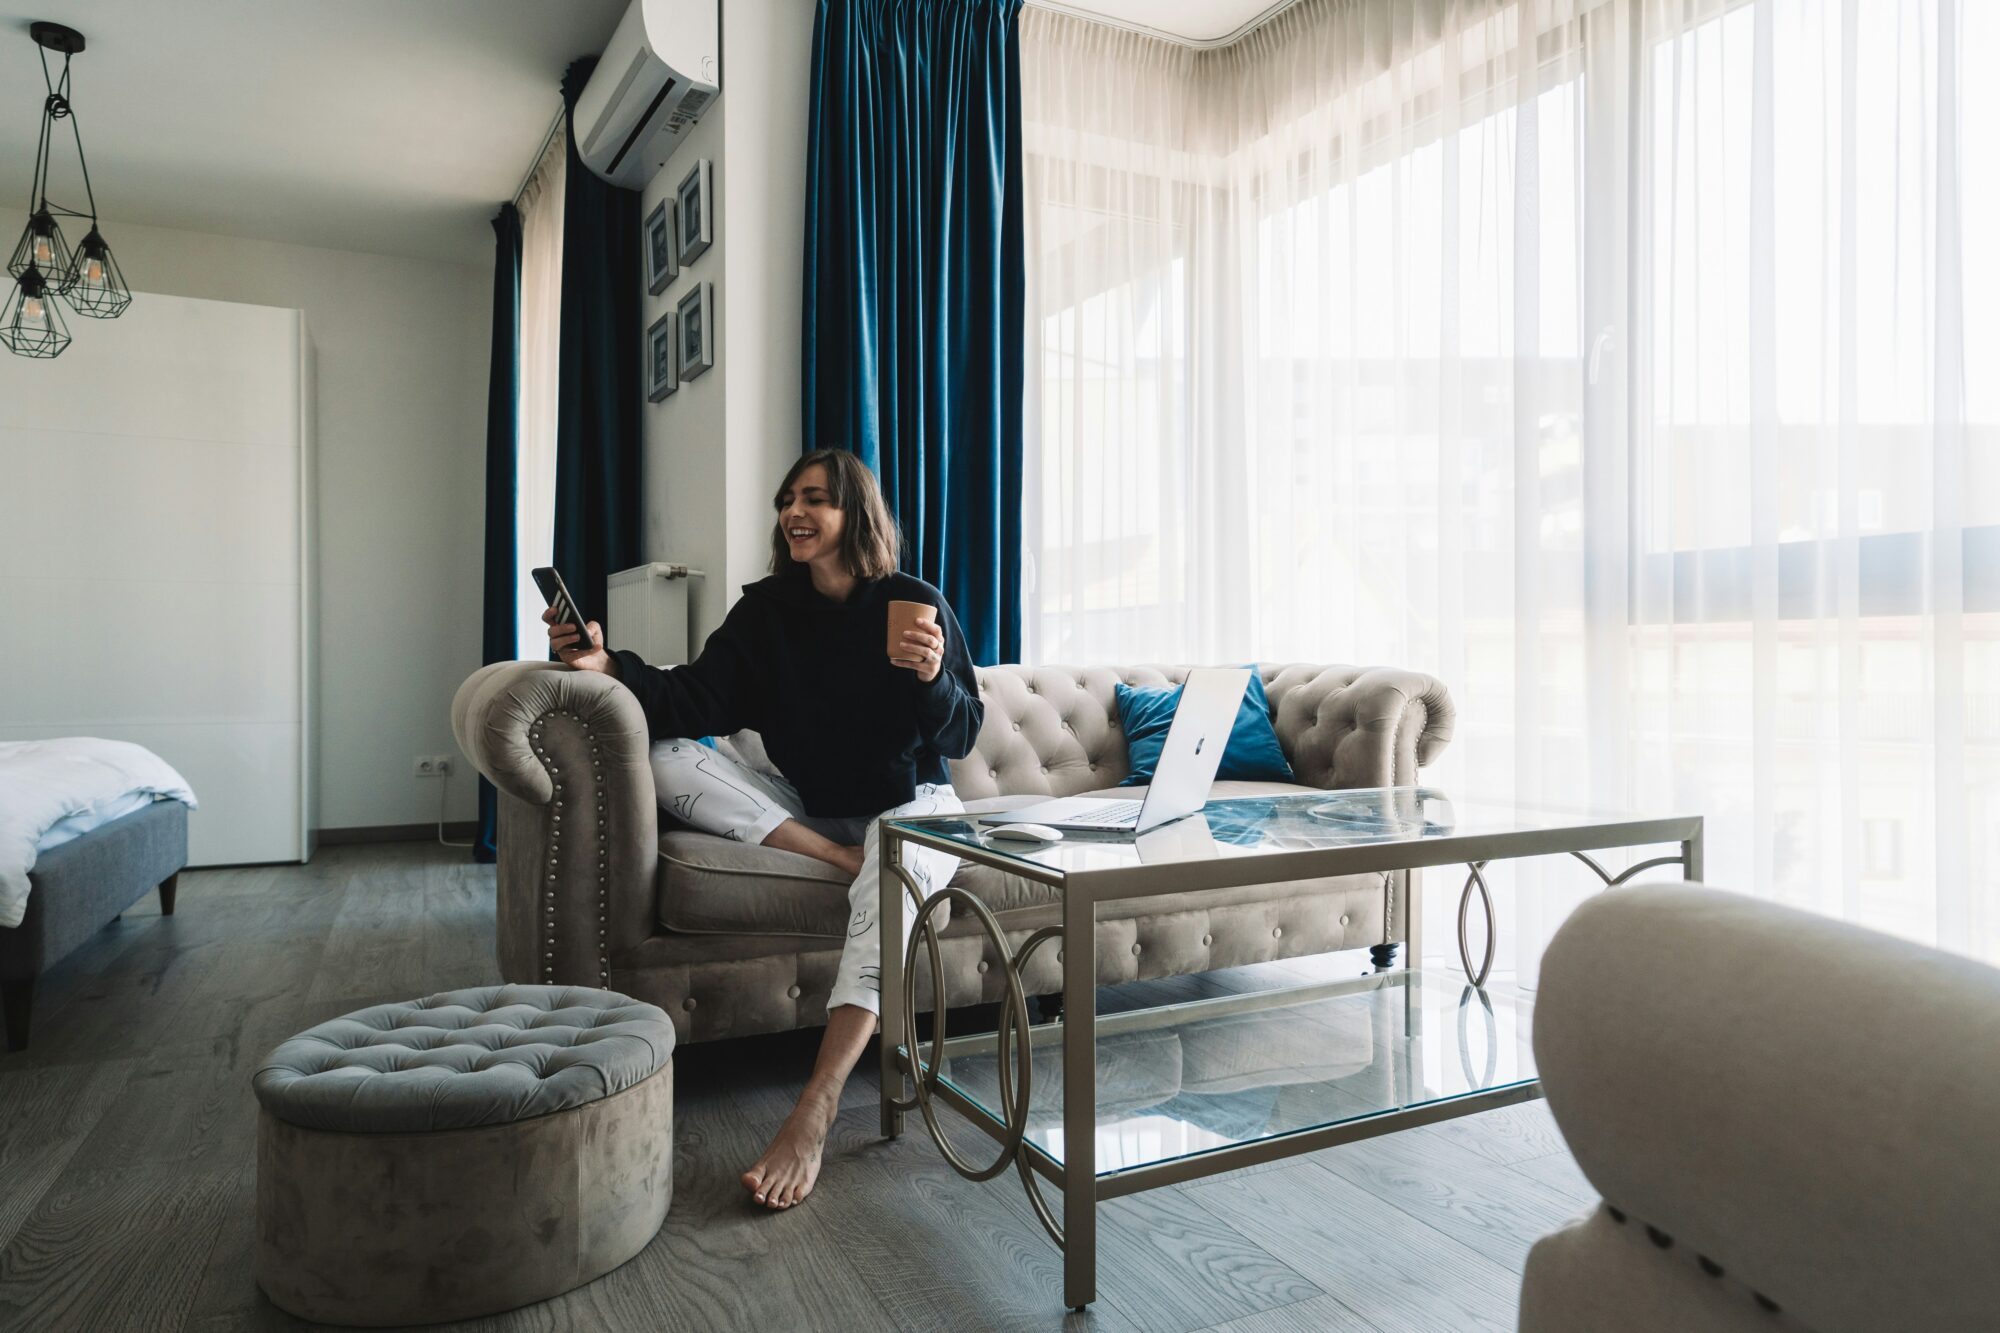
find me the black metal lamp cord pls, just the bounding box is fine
[32,46,100,227]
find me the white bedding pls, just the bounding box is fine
[0,739,198,929]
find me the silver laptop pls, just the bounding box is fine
[979,667,1253,834]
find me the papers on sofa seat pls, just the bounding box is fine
[0,738,198,929]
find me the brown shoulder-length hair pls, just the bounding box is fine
[770,448,902,580]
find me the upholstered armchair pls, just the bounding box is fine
[1521,886,2000,1332]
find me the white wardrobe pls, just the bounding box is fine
[0,292,316,866]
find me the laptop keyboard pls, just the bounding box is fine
[1091,800,1144,827]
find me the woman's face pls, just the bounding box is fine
[778,463,846,566]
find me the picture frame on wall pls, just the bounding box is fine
[646,311,677,401]
[643,198,677,295]
[676,282,714,381]
[675,158,713,265]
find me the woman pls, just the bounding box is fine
[545,448,981,1211]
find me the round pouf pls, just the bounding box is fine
[251,983,675,1327]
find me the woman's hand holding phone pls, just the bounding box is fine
[544,605,613,675]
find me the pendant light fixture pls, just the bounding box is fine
[3,21,130,358]
[1,262,70,358]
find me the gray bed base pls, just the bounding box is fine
[0,799,189,1052]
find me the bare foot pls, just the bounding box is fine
[831,844,865,879]
[742,1089,836,1209]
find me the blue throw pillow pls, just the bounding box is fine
[1114,671,1295,787]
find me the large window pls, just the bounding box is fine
[1020,0,1999,964]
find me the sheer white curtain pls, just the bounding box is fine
[1019,16,1203,663]
[1021,0,1999,967]
[514,124,565,661]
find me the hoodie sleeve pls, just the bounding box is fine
[609,597,759,741]
[911,597,985,761]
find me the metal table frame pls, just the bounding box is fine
[877,797,1705,1311]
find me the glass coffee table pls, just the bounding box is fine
[877,787,1703,1311]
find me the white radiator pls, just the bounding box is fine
[607,562,702,665]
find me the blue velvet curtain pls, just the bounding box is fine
[476,203,523,863]
[802,0,1026,666]
[553,57,643,633]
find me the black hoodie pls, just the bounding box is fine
[608,571,984,818]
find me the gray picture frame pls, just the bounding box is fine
[643,198,677,295]
[646,310,678,401]
[675,158,713,265]
[676,282,714,380]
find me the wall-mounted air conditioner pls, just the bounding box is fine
[573,0,719,189]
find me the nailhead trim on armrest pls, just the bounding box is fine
[529,709,610,988]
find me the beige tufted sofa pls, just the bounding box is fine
[453,661,1454,1043]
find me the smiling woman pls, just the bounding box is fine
[769,447,900,580]
[541,446,984,1212]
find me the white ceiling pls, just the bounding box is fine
[0,0,626,265]
[1030,0,1288,45]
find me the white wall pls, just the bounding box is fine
[641,103,730,641]
[721,0,815,605]
[0,208,492,832]
[639,0,814,644]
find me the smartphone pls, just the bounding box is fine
[531,567,593,656]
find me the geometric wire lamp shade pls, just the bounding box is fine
[0,265,73,358]
[65,226,129,318]
[7,207,73,287]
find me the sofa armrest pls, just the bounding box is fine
[1533,886,2000,1333]
[452,662,659,987]
[1267,665,1454,790]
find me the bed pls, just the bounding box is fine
[0,741,195,1052]
[1,800,188,1051]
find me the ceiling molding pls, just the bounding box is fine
[1022,0,1307,50]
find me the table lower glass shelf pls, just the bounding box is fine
[902,968,1538,1183]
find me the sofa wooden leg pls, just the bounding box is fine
[1369,943,1399,971]
[2,978,33,1053]
[159,873,179,917]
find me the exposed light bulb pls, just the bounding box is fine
[32,236,53,266]
[23,296,44,323]
[81,257,104,286]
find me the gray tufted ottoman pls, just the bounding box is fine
[251,984,675,1326]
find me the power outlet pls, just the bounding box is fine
[413,755,455,778]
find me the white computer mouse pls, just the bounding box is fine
[986,822,1064,844]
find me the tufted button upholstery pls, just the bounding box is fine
[947,663,1454,800]
[252,984,674,1134]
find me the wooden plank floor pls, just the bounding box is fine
[0,843,1593,1332]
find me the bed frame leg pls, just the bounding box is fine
[2,978,33,1053]
[159,873,179,917]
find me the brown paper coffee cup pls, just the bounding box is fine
[887,599,938,659]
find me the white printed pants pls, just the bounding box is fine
[649,738,962,1015]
